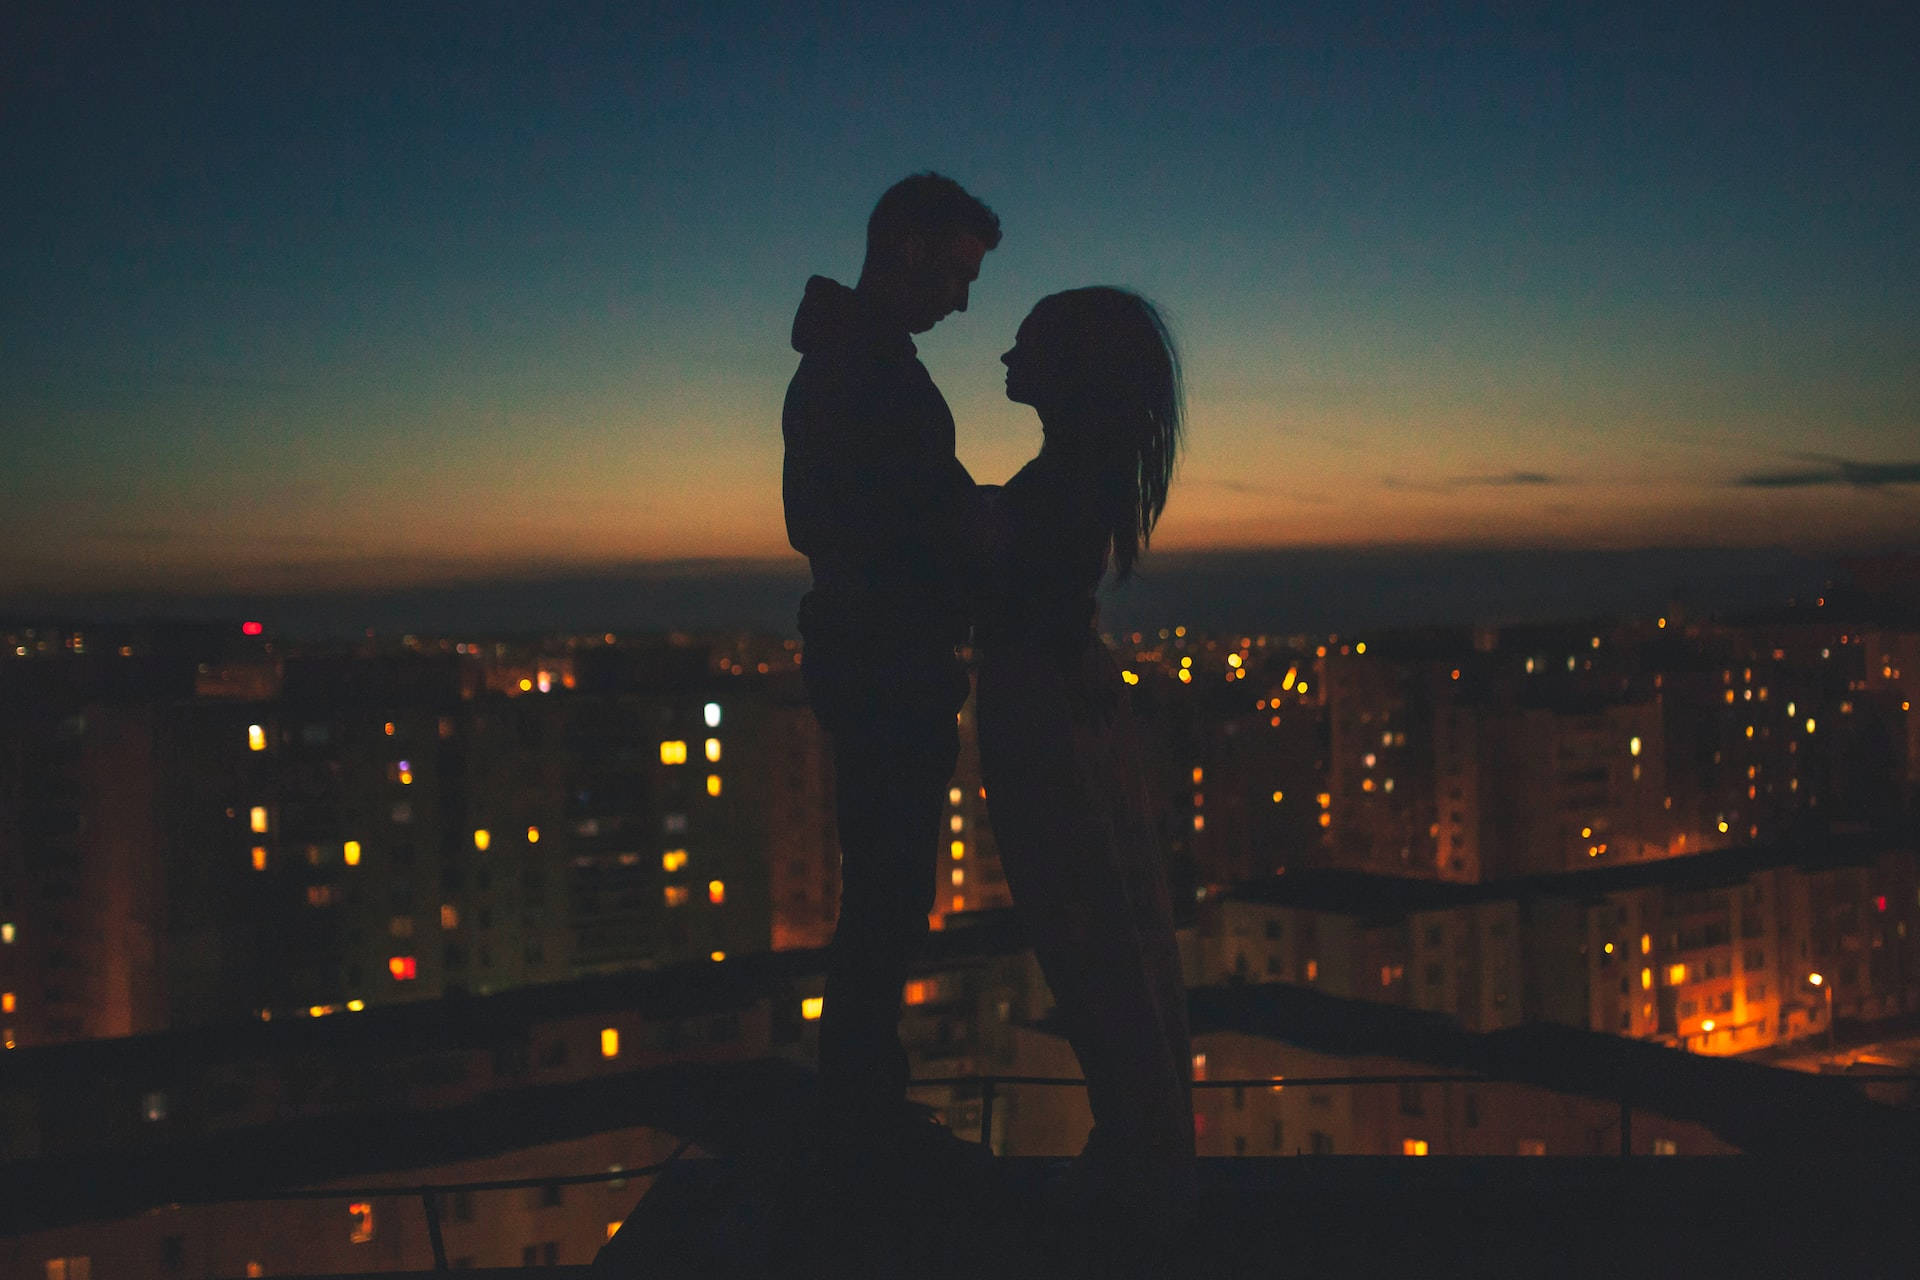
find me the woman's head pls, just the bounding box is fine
[1000,287,1183,579]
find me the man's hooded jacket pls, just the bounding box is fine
[782,275,980,657]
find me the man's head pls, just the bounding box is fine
[858,173,1001,334]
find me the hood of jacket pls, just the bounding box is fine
[790,275,915,361]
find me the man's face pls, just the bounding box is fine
[902,232,988,333]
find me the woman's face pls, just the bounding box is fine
[1000,306,1065,409]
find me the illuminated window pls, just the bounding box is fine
[662,849,688,872]
[660,740,688,765]
[707,880,726,904]
[1516,1139,1547,1156]
[343,840,362,866]
[247,724,266,752]
[706,774,722,796]
[664,885,690,907]
[1629,736,1642,757]
[800,996,825,1020]
[251,846,268,871]
[951,895,966,911]
[349,1202,375,1244]
[440,904,459,930]
[526,825,540,843]
[951,867,965,886]
[949,814,965,832]
[383,721,396,736]
[600,1028,620,1058]
[1193,814,1205,831]
[1667,963,1687,986]
[948,786,963,805]
[1318,812,1332,828]
[388,955,418,981]
[347,999,364,1012]
[1641,934,1652,954]
[704,702,722,727]
[1641,967,1653,990]
[709,950,726,962]
[703,738,722,763]
[904,980,931,1005]
[472,829,490,851]
[1191,1052,1207,1080]
[607,1222,623,1242]
[1403,1139,1429,1156]
[250,806,269,834]
[0,993,12,1014]
[1305,959,1318,981]
[247,1263,265,1277]
[1,923,13,944]
[951,841,965,860]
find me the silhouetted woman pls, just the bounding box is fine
[975,287,1195,1238]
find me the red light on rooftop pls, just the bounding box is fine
[241,621,264,636]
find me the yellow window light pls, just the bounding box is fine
[526,825,540,843]
[601,1028,620,1058]
[248,724,266,752]
[660,740,688,765]
[250,806,269,834]
[708,879,726,904]
[343,840,362,867]
[705,738,722,763]
[1403,1139,1428,1156]
[251,846,268,871]
[472,829,490,851]
[951,841,965,859]
[801,996,824,1020]
[707,774,722,796]
[662,849,688,872]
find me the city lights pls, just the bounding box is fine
[660,740,688,764]
[248,724,266,751]
[472,829,490,851]
[343,840,362,866]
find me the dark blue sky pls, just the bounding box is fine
[5,0,1915,595]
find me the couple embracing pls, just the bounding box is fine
[782,173,1195,1234]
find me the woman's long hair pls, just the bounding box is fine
[1034,287,1184,581]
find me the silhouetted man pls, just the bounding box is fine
[782,173,1000,1150]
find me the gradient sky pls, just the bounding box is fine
[4,0,1916,594]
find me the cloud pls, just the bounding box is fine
[1382,471,1561,494]
[1736,456,1920,489]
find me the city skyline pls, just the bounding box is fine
[5,1,1917,598]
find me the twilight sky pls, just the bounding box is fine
[4,0,1916,595]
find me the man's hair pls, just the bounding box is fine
[865,172,1001,259]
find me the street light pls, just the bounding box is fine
[1808,972,1834,1054]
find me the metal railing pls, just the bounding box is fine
[194,1140,691,1276]
[912,1071,1497,1154]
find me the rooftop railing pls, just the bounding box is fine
[116,1068,1920,1280]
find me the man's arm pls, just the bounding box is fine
[782,358,977,574]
